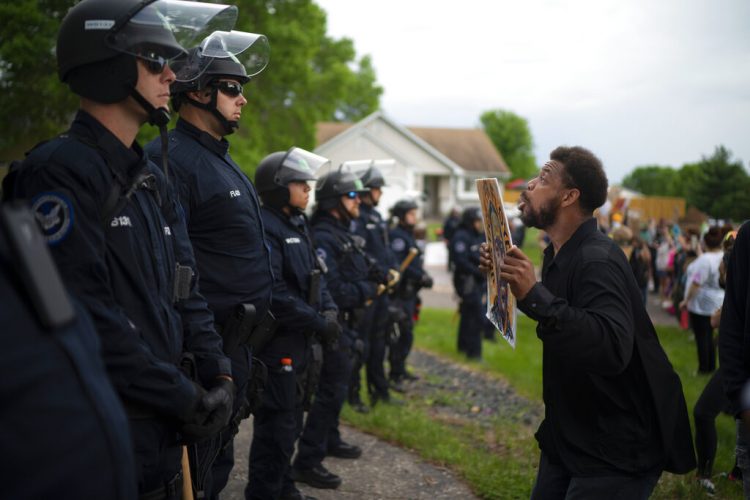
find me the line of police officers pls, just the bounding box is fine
[0,1,434,499]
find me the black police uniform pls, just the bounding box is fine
[249,205,338,499]
[0,206,136,500]
[145,118,273,498]
[451,224,487,359]
[352,202,397,402]
[11,111,231,497]
[293,211,377,472]
[389,223,429,380]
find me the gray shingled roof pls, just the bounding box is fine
[316,121,509,174]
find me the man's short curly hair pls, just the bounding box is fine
[550,146,608,214]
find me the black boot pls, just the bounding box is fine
[290,465,342,489]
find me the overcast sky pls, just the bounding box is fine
[315,0,750,183]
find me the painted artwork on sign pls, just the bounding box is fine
[476,178,516,347]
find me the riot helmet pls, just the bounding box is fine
[256,147,329,210]
[461,206,482,229]
[314,163,370,218]
[345,160,386,189]
[170,30,269,134]
[57,0,239,126]
[391,199,418,221]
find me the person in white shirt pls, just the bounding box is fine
[681,226,725,374]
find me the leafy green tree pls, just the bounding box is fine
[685,146,750,221]
[621,165,682,196]
[1,0,383,173]
[479,109,537,179]
[0,0,77,159]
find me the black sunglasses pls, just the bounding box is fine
[136,51,169,75]
[211,81,244,98]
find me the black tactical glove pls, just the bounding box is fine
[420,273,434,289]
[367,264,388,285]
[388,305,408,324]
[319,310,342,347]
[181,378,235,442]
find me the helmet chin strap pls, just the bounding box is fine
[130,89,171,182]
[335,200,354,225]
[184,89,238,136]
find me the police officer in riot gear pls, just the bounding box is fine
[254,148,339,500]
[144,34,273,499]
[291,167,378,490]
[351,162,399,409]
[7,1,237,497]
[0,203,136,500]
[389,199,433,385]
[452,206,487,359]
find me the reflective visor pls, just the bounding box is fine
[107,0,238,67]
[173,30,270,83]
[277,147,330,184]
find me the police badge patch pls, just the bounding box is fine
[316,247,327,262]
[391,238,406,252]
[454,241,467,253]
[31,192,74,245]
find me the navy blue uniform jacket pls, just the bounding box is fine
[261,206,337,363]
[390,224,426,285]
[0,230,135,500]
[353,203,396,275]
[12,111,230,418]
[451,226,485,300]
[146,119,273,325]
[310,212,377,334]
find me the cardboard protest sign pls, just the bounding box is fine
[476,178,516,347]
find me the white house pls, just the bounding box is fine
[315,110,509,218]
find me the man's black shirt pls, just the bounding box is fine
[518,218,695,476]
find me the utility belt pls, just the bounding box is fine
[139,471,183,500]
[216,303,278,355]
[339,308,365,328]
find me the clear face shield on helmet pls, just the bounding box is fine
[315,162,370,200]
[172,30,270,83]
[275,147,330,186]
[106,0,240,72]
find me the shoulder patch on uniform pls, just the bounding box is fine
[316,247,327,261]
[31,192,74,245]
[392,238,406,252]
[454,241,467,253]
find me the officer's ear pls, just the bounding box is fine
[188,90,211,104]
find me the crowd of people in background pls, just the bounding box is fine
[601,211,744,496]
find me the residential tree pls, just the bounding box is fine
[621,165,682,196]
[685,146,750,221]
[479,109,537,179]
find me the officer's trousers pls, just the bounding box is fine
[294,344,353,470]
[245,363,299,499]
[201,346,253,500]
[348,314,371,404]
[131,418,183,499]
[366,294,391,398]
[389,297,416,380]
[457,296,483,359]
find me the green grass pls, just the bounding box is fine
[342,307,744,499]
